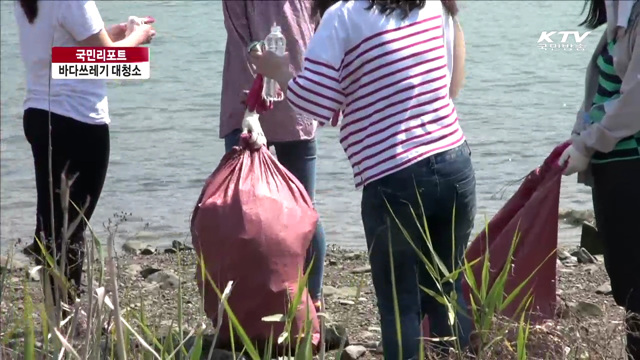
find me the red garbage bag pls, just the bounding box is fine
[190,136,321,352]
[463,142,569,320]
[421,142,569,336]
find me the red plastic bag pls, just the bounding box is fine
[190,136,321,351]
[463,142,569,319]
[422,142,569,336]
[243,74,273,114]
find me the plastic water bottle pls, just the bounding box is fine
[262,24,286,102]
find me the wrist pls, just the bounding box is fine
[273,67,294,91]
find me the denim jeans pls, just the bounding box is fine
[361,142,476,360]
[224,129,326,301]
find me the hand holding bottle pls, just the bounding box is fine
[126,16,156,45]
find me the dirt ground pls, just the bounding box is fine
[0,243,629,359]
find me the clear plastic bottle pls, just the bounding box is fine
[262,24,286,102]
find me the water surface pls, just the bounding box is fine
[1,1,597,251]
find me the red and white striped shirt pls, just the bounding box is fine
[287,0,465,188]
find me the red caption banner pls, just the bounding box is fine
[51,47,150,63]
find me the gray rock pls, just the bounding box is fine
[0,255,27,273]
[584,264,599,274]
[171,240,193,252]
[337,286,359,298]
[140,267,161,279]
[367,326,381,333]
[350,266,371,274]
[323,285,338,297]
[344,252,363,261]
[145,270,180,290]
[596,282,613,296]
[580,221,603,256]
[126,264,143,275]
[341,345,367,360]
[560,255,578,267]
[571,248,597,264]
[338,300,355,306]
[363,341,380,350]
[122,241,153,255]
[360,331,378,340]
[559,209,595,226]
[557,249,573,261]
[139,245,157,255]
[569,301,603,317]
[324,286,359,299]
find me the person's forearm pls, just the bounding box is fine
[106,24,120,42]
[113,37,142,47]
[450,20,466,98]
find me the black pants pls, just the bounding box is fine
[592,159,640,359]
[23,108,110,305]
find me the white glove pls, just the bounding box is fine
[125,16,145,37]
[558,145,590,176]
[241,110,267,149]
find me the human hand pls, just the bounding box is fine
[250,50,290,82]
[107,23,127,42]
[126,16,156,45]
[130,24,156,45]
[558,144,590,176]
[241,111,267,149]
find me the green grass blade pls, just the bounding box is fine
[23,289,35,360]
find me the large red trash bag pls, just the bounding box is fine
[190,136,321,352]
[421,142,569,337]
[463,142,570,320]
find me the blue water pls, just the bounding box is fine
[1,1,599,252]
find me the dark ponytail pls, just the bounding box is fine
[441,0,458,18]
[313,0,457,21]
[579,0,606,29]
[19,0,38,24]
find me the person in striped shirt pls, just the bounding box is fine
[251,0,475,358]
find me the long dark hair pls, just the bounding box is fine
[19,0,38,24]
[313,0,458,19]
[579,0,606,29]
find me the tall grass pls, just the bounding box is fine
[382,188,554,359]
[0,176,561,360]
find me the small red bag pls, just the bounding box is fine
[191,136,321,352]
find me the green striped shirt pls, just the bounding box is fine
[588,40,640,163]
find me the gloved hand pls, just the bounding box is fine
[558,144,590,176]
[241,110,267,149]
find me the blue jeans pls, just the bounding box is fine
[224,129,326,301]
[361,143,476,360]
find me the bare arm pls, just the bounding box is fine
[78,28,150,48]
[60,1,153,47]
[450,20,466,99]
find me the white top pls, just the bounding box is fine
[606,0,636,29]
[14,0,110,125]
[287,0,464,188]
